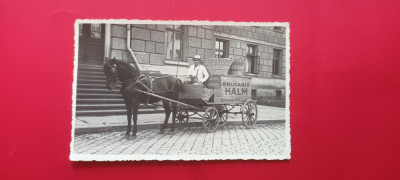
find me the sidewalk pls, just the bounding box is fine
[74,105,286,134]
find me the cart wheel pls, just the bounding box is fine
[241,100,258,128]
[202,107,220,132]
[176,109,189,125]
[215,105,228,126]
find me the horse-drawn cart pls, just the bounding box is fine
[137,74,258,132]
[104,58,257,138]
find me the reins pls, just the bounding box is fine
[108,60,180,98]
[127,74,180,108]
[133,75,179,94]
[106,60,183,112]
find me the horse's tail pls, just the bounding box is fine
[176,78,183,92]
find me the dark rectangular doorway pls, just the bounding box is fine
[78,24,105,65]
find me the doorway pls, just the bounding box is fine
[78,24,105,65]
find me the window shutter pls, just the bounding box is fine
[254,55,260,74]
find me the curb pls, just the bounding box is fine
[74,119,286,135]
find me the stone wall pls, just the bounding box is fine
[187,25,216,60]
[109,25,286,80]
[215,26,286,46]
[109,25,130,62]
[109,24,166,66]
[214,26,286,80]
[108,24,287,104]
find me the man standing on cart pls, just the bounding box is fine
[188,55,209,85]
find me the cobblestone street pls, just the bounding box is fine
[72,122,287,159]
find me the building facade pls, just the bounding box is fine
[78,23,287,106]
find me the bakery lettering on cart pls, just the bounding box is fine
[222,81,250,95]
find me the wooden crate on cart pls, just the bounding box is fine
[178,84,213,106]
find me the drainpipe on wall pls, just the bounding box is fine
[126,24,142,71]
[104,24,111,62]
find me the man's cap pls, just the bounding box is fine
[193,55,201,60]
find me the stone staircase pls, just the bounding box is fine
[75,64,162,116]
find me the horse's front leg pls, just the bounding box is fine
[170,103,177,134]
[123,102,132,139]
[159,101,171,134]
[130,104,139,140]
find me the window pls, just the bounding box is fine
[273,26,283,31]
[165,25,183,61]
[246,45,259,73]
[272,49,282,75]
[276,90,282,98]
[215,39,229,58]
[251,90,257,100]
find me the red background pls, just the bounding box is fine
[1,0,400,179]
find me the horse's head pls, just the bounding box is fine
[103,57,119,90]
[104,57,141,90]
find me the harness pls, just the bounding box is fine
[122,74,178,105]
[107,63,179,106]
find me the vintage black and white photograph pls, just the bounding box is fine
[70,20,290,161]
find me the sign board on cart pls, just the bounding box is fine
[207,75,252,104]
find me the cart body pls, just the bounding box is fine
[175,75,257,132]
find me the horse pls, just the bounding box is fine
[103,57,182,139]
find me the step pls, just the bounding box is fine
[77,68,103,74]
[76,104,163,110]
[77,74,107,80]
[77,79,123,85]
[78,65,103,71]
[77,79,111,84]
[76,93,123,99]
[78,64,103,68]
[77,68,104,72]
[77,69,104,75]
[77,99,125,104]
[76,104,126,110]
[77,88,121,94]
[77,84,122,89]
[76,109,164,116]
